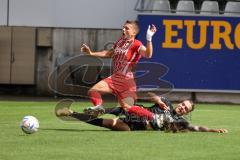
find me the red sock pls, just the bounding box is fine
[88,90,102,106]
[128,106,154,121]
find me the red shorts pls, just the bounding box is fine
[103,73,137,100]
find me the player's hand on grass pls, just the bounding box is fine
[146,24,157,42]
[147,92,169,111]
[216,129,228,133]
[81,44,92,55]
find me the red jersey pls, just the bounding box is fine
[112,37,143,77]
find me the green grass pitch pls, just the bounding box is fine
[0,99,240,160]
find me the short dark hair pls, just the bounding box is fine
[125,20,140,34]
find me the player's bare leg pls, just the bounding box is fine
[84,80,113,115]
[79,117,131,131]
[88,80,113,104]
[102,118,130,131]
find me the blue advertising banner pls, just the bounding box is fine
[137,14,240,92]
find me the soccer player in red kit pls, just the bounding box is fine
[80,20,158,121]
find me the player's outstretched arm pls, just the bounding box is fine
[139,24,157,58]
[187,125,228,133]
[81,43,113,57]
[147,92,168,110]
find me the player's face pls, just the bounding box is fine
[175,100,193,116]
[122,23,136,39]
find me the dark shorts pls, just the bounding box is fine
[120,117,147,131]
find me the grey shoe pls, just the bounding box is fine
[55,99,74,117]
[83,105,105,117]
[56,107,73,117]
[55,99,82,122]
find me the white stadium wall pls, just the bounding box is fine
[6,0,138,29]
[0,0,8,25]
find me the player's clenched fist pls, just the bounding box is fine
[81,44,92,55]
